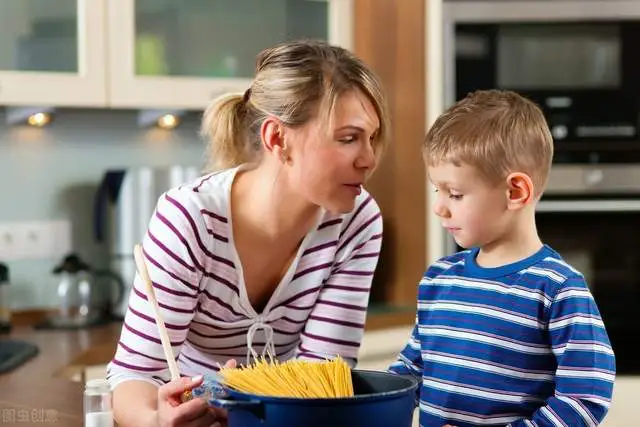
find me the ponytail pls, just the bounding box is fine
[201,93,253,172]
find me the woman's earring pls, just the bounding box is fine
[280,146,290,164]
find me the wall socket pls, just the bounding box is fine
[0,220,72,261]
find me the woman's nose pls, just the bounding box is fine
[355,140,376,170]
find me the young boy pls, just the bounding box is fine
[389,90,615,426]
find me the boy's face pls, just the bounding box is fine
[429,162,511,249]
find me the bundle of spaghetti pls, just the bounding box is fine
[218,356,354,398]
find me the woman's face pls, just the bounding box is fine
[286,90,381,214]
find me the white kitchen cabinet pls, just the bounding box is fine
[107,0,354,110]
[0,0,353,110]
[0,0,107,107]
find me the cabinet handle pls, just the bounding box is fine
[537,199,640,212]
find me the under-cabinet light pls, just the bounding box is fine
[137,109,185,130]
[6,107,55,127]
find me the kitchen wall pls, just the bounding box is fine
[0,108,205,309]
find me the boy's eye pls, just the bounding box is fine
[449,193,463,200]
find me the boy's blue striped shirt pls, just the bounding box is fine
[389,244,615,426]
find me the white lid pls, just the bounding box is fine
[85,379,110,392]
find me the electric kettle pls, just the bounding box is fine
[48,253,125,328]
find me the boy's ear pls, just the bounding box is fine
[505,172,534,210]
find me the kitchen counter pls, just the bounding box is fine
[0,310,414,427]
[1,319,637,426]
[0,322,122,427]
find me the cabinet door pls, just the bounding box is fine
[0,0,107,107]
[108,0,354,110]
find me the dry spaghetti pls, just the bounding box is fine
[218,356,354,398]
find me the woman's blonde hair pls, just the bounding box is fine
[201,40,390,171]
[424,89,554,196]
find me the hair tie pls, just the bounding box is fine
[243,87,252,104]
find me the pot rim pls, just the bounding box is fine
[220,369,419,404]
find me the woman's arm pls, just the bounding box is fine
[107,188,213,422]
[294,194,383,366]
[113,380,159,427]
[113,377,217,427]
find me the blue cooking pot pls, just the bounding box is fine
[208,369,419,427]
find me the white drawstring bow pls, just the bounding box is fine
[246,317,276,364]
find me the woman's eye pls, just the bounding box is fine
[449,194,463,200]
[339,135,357,144]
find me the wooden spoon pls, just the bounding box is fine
[133,244,180,381]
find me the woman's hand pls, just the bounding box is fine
[156,360,238,427]
[157,375,221,427]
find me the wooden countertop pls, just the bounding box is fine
[0,322,121,427]
[0,309,412,426]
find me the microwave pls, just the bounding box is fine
[444,1,640,163]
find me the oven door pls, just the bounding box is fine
[537,197,640,374]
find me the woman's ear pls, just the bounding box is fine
[506,172,535,210]
[260,116,288,162]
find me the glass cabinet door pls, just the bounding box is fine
[108,0,353,109]
[0,0,107,107]
[0,0,78,73]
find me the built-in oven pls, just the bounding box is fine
[537,166,640,374]
[444,0,640,161]
[443,1,640,374]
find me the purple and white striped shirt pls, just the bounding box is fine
[107,166,383,388]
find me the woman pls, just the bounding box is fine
[108,39,390,427]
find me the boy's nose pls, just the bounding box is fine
[432,199,450,218]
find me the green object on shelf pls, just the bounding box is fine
[136,34,168,75]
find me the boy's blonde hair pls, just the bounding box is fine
[424,89,554,196]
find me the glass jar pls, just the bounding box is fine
[84,379,114,427]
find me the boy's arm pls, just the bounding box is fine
[387,321,422,405]
[386,258,456,404]
[508,275,616,427]
[386,262,445,398]
[387,322,423,379]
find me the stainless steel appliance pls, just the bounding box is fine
[444,1,640,162]
[442,170,640,374]
[536,165,640,374]
[47,253,125,328]
[443,1,640,374]
[94,166,200,319]
[0,263,10,334]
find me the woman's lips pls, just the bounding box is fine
[344,184,362,195]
